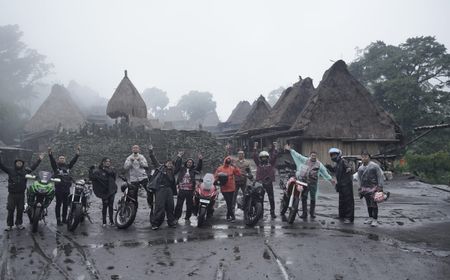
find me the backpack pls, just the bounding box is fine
[146,166,164,192]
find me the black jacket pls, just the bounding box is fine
[89,166,118,200]
[175,157,202,189]
[49,153,79,193]
[332,157,353,190]
[0,158,41,194]
[149,151,179,194]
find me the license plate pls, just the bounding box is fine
[200,199,210,204]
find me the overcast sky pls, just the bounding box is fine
[1,0,449,120]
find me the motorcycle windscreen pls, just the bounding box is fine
[38,171,53,184]
[202,173,215,191]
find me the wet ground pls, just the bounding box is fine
[0,173,449,280]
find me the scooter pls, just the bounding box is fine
[67,179,93,231]
[25,171,59,233]
[193,172,226,227]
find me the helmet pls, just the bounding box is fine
[328,148,341,155]
[259,151,270,159]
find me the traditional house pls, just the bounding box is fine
[25,84,85,133]
[216,101,252,137]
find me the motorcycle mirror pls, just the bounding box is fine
[51,178,61,183]
[25,174,35,179]
[119,175,127,181]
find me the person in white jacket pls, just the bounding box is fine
[124,145,150,205]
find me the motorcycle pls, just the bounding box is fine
[279,163,308,224]
[193,173,225,227]
[238,175,266,227]
[25,171,59,233]
[67,179,93,231]
[114,175,143,229]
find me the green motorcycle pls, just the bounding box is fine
[26,171,59,233]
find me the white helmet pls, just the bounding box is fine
[259,151,270,158]
[328,147,341,155]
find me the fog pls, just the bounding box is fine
[1,0,449,120]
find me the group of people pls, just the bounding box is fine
[1,141,388,232]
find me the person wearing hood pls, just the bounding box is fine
[285,144,332,220]
[148,145,181,230]
[89,157,118,227]
[214,156,241,222]
[49,145,80,226]
[253,142,279,219]
[0,153,44,231]
[357,150,389,227]
[328,148,354,224]
[174,152,203,221]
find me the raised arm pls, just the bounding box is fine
[148,149,160,167]
[253,149,260,166]
[196,155,203,172]
[269,146,278,166]
[289,148,308,169]
[318,162,333,181]
[68,154,79,169]
[48,149,58,173]
[0,155,11,175]
[29,153,44,172]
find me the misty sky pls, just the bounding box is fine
[1,0,449,120]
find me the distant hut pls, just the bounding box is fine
[107,70,147,123]
[251,77,315,143]
[217,101,252,134]
[278,60,402,163]
[234,95,272,152]
[25,84,85,133]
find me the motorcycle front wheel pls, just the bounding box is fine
[67,203,82,231]
[244,201,263,227]
[197,207,207,227]
[115,200,137,229]
[288,197,300,224]
[31,206,41,233]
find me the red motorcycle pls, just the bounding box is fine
[193,173,227,227]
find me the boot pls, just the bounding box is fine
[57,218,63,226]
[310,200,316,219]
[300,199,307,219]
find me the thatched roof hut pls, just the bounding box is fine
[225,101,252,125]
[107,70,147,119]
[25,84,85,133]
[258,77,315,131]
[237,95,271,134]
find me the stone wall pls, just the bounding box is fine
[34,127,226,178]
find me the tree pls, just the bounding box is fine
[142,87,169,118]
[349,36,450,147]
[0,24,53,144]
[267,87,285,106]
[177,91,217,121]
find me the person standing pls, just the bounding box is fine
[215,156,241,222]
[253,142,278,219]
[232,150,250,211]
[357,150,389,227]
[284,144,332,220]
[148,145,180,230]
[89,157,118,227]
[49,145,80,226]
[123,145,151,205]
[0,153,43,231]
[174,153,203,221]
[328,148,354,224]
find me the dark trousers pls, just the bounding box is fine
[222,191,234,219]
[174,189,194,219]
[338,184,355,221]
[7,193,25,226]
[151,187,176,227]
[55,191,70,221]
[365,195,378,219]
[232,181,246,210]
[263,182,275,213]
[102,195,115,224]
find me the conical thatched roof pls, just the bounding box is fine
[290,60,400,140]
[225,101,252,125]
[107,70,147,119]
[237,95,271,134]
[258,77,315,131]
[25,84,85,133]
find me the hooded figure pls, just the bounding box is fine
[0,155,42,231]
[328,147,354,223]
[215,156,241,221]
[253,144,279,219]
[174,155,203,221]
[148,147,181,230]
[49,146,80,225]
[285,144,332,220]
[89,157,118,226]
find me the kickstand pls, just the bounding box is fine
[86,214,94,224]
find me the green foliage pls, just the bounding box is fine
[349,36,450,143]
[177,90,216,121]
[405,151,450,184]
[0,24,52,144]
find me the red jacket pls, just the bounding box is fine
[215,156,241,193]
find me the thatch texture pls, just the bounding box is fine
[107,70,147,119]
[25,84,85,133]
[259,77,314,130]
[290,60,400,140]
[237,95,271,134]
[225,101,252,125]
